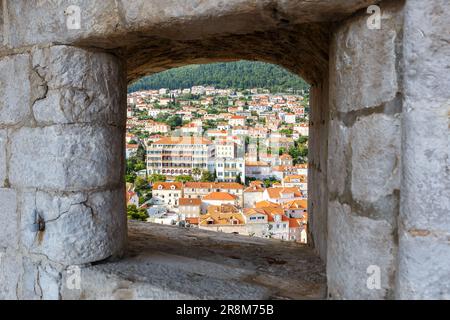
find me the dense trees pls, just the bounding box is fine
[148,174,166,183]
[128,61,309,93]
[175,175,194,182]
[201,170,216,182]
[127,205,148,221]
[125,144,146,183]
[288,136,309,165]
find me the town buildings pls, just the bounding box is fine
[126,86,309,243]
[146,136,214,176]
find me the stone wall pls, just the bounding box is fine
[308,77,329,263]
[326,1,404,299]
[398,0,450,299]
[0,0,449,300]
[0,45,127,299]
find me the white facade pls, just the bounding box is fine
[214,158,245,183]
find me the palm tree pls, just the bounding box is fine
[192,168,202,180]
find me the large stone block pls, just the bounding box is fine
[19,188,126,265]
[327,201,396,299]
[350,114,400,204]
[4,0,122,48]
[0,130,6,186]
[403,0,450,102]
[0,249,22,299]
[9,124,123,191]
[32,46,125,126]
[330,2,403,113]
[0,54,31,125]
[0,188,18,249]
[397,230,450,299]
[401,105,450,231]
[327,119,349,196]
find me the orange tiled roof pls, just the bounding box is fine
[266,187,302,199]
[179,198,202,206]
[283,199,308,210]
[289,218,302,228]
[279,154,293,160]
[244,185,265,193]
[199,206,244,226]
[152,182,183,190]
[184,182,244,190]
[283,175,307,183]
[186,217,199,225]
[255,200,280,208]
[203,192,237,201]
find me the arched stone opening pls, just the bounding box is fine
[0,0,449,300]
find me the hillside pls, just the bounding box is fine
[128,61,309,93]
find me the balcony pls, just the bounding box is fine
[61,221,327,299]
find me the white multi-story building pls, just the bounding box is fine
[294,124,309,136]
[214,142,236,158]
[148,108,165,118]
[143,120,170,134]
[181,122,203,135]
[183,182,244,207]
[228,115,246,127]
[146,137,215,176]
[283,113,297,124]
[263,187,304,204]
[282,175,308,195]
[151,182,183,208]
[213,158,245,183]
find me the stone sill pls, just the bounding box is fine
[62,221,326,300]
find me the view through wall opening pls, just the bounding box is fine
[125,60,310,244]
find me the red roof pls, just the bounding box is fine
[186,217,199,225]
[152,182,183,190]
[289,218,302,228]
[179,198,202,206]
[184,182,244,190]
[203,192,237,201]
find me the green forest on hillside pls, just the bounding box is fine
[128,61,309,93]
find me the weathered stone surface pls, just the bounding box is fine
[0,188,18,249]
[397,230,450,300]
[308,79,329,262]
[61,221,326,300]
[0,0,449,300]
[398,0,450,299]
[403,0,450,102]
[2,0,377,48]
[0,0,378,84]
[9,125,123,190]
[19,188,126,265]
[20,257,62,300]
[400,107,450,231]
[0,130,6,186]
[327,201,396,299]
[327,119,349,196]
[0,54,31,125]
[401,0,450,232]
[330,2,403,112]
[351,114,401,204]
[0,249,22,299]
[32,46,125,126]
